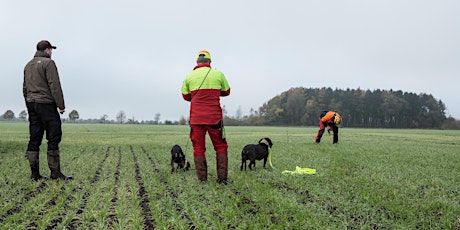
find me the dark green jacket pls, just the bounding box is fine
[23,51,65,110]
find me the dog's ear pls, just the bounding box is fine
[259,138,272,148]
[266,138,273,148]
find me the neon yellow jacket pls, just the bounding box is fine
[182,64,230,125]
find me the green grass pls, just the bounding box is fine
[0,122,459,229]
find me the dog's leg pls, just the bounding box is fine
[249,160,255,170]
[263,157,267,169]
[249,154,256,170]
[182,159,186,171]
[171,160,175,173]
[241,153,248,171]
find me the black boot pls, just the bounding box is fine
[47,150,73,180]
[26,151,47,181]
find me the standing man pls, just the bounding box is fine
[182,50,231,184]
[315,110,342,144]
[23,40,72,180]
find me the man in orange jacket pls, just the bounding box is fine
[315,111,342,144]
[181,50,231,184]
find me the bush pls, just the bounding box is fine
[441,117,460,130]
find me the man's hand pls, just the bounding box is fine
[59,109,65,114]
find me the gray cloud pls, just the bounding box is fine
[1,1,459,121]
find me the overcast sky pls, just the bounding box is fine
[1,1,459,122]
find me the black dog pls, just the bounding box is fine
[171,144,190,173]
[240,138,273,171]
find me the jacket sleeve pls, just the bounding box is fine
[181,78,191,101]
[220,73,230,97]
[46,60,65,110]
[320,111,334,123]
[23,69,27,100]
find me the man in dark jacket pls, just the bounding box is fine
[23,40,72,180]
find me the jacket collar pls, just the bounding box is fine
[193,63,211,70]
[34,50,51,58]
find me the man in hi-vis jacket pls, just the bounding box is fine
[315,110,342,144]
[182,50,230,184]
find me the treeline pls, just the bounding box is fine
[4,87,457,129]
[225,87,452,129]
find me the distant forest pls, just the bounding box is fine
[3,87,458,129]
[225,87,455,129]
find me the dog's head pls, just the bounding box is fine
[171,144,185,159]
[258,137,273,148]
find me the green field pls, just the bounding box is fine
[1,122,459,229]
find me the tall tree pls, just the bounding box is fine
[69,110,80,121]
[19,110,28,121]
[116,110,126,124]
[235,106,243,121]
[179,116,187,125]
[100,114,108,122]
[285,87,307,125]
[2,110,15,120]
[154,113,161,124]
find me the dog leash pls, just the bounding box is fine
[282,166,316,175]
[259,138,274,169]
[268,148,274,168]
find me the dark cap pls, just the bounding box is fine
[36,40,56,50]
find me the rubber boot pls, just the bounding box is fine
[26,151,47,181]
[216,153,229,185]
[194,156,207,182]
[47,150,73,180]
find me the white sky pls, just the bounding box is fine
[1,1,459,121]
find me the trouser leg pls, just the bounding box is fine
[26,102,44,152]
[332,126,339,144]
[190,125,207,181]
[315,129,325,143]
[315,119,326,143]
[39,104,62,151]
[208,120,228,155]
[208,121,229,184]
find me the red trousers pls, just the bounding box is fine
[190,124,228,157]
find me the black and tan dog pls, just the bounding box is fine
[240,137,273,171]
[171,144,190,173]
